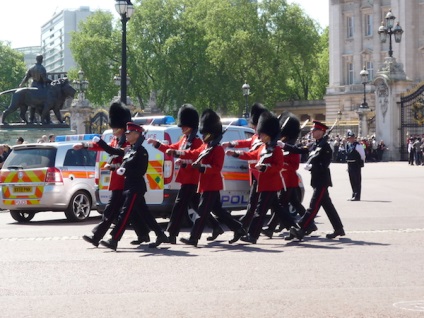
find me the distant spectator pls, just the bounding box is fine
[49,134,55,142]
[38,135,48,143]
[16,137,24,144]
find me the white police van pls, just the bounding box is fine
[95,117,254,218]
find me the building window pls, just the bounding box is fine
[347,63,354,85]
[364,14,372,36]
[365,61,374,81]
[347,16,354,38]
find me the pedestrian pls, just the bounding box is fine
[169,109,246,247]
[78,102,150,248]
[100,122,169,251]
[345,130,365,201]
[221,102,267,231]
[48,134,55,142]
[408,137,415,165]
[285,120,345,241]
[16,137,24,144]
[146,104,224,245]
[227,111,297,244]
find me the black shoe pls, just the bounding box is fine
[82,235,99,247]
[347,197,360,201]
[148,234,169,248]
[240,234,257,244]
[207,227,224,241]
[284,233,295,241]
[326,229,345,239]
[305,223,318,235]
[180,237,198,247]
[130,235,150,245]
[229,228,247,244]
[290,226,305,240]
[100,239,118,251]
[261,228,273,239]
[169,235,177,244]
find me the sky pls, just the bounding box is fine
[0,0,329,49]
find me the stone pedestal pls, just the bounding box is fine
[373,57,412,161]
[69,98,93,134]
[0,124,76,145]
[357,106,371,137]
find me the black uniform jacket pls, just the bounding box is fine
[121,143,148,194]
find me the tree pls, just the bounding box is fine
[0,41,26,117]
[69,11,119,107]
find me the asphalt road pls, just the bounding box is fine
[0,162,424,318]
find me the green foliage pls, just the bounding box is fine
[69,0,329,115]
[0,41,26,117]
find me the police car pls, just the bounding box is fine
[95,117,255,218]
[0,134,100,222]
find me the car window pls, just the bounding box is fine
[64,149,96,167]
[3,148,56,169]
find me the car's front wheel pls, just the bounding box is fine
[10,211,36,223]
[64,191,92,222]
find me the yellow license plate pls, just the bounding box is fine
[14,186,32,193]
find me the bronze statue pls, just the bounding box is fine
[1,78,76,125]
[19,55,51,89]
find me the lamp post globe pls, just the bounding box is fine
[242,82,250,118]
[115,0,134,105]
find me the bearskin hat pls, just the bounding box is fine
[199,109,222,137]
[109,102,132,129]
[177,104,199,129]
[249,103,267,126]
[257,111,280,140]
[278,111,301,142]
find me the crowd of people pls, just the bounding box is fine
[294,133,388,164]
[78,101,350,251]
[407,136,424,166]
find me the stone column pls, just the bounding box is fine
[70,97,92,135]
[357,107,370,138]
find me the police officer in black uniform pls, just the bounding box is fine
[285,121,345,240]
[100,122,169,251]
[345,130,365,201]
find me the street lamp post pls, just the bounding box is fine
[359,66,369,109]
[378,9,404,58]
[72,70,89,102]
[115,0,134,105]
[337,110,342,136]
[242,82,250,118]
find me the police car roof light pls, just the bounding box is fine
[55,134,101,142]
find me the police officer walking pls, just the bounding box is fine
[101,122,169,251]
[346,130,365,201]
[285,121,345,240]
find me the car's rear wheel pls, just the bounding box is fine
[65,191,92,222]
[10,211,36,223]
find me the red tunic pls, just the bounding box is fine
[179,143,224,193]
[231,134,262,184]
[89,137,127,191]
[157,135,201,185]
[281,151,301,188]
[238,143,284,192]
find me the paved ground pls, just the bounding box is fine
[0,161,424,317]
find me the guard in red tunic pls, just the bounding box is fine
[262,112,309,238]
[222,103,266,230]
[147,104,223,246]
[77,102,149,247]
[227,111,297,244]
[168,109,246,247]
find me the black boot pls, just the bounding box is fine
[326,228,345,239]
[180,237,198,247]
[148,233,169,248]
[207,227,224,241]
[229,227,247,244]
[130,235,150,245]
[100,238,118,251]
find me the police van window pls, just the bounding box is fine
[64,149,84,166]
[82,149,96,166]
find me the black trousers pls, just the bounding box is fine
[267,187,306,230]
[249,191,296,239]
[166,184,222,237]
[111,190,162,241]
[92,190,149,241]
[239,177,259,230]
[190,191,242,241]
[299,186,343,231]
[348,164,362,200]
